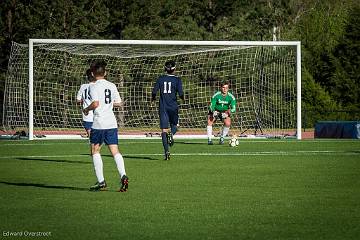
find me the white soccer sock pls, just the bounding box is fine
[222,127,230,138]
[207,126,213,140]
[114,153,126,178]
[92,153,104,183]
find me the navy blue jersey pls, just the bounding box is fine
[152,74,184,110]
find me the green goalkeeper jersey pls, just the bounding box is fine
[209,91,236,113]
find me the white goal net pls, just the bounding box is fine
[2,40,301,139]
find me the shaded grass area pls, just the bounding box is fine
[0,139,359,239]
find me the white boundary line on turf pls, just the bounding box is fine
[0,150,359,159]
[28,134,210,140]
[1,139,359,146]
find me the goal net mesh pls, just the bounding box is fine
[2,42,297,137]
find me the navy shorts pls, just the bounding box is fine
[90,128,118,145]
[159,108,179,129]
[83,121,93,130]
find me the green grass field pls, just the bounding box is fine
[0,138,359,240]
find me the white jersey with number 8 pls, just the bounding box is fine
[89,79,121,129]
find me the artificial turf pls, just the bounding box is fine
[0,139,359,239]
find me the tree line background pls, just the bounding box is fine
[0,0,359,128]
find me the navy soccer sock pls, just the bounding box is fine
[161,132,169,153]
[171,125,177,135]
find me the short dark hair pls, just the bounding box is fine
[221,80,230,86]
[164,60,176,73]
[85,69,94,81]
[91,60,107,77]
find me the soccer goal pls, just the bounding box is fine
[2,39,301,140]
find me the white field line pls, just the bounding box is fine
[0,150,359,159]
[1,139,360,146]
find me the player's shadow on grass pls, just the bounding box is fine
[123,155,158,161]
[175,141,208,145]
[84,154,158,161]
[15,157,91,164]
[0,181,89,191]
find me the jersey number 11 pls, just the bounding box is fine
[163,82,172,94]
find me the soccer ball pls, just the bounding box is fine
[229,137,239,147]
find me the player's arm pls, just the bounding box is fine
[113,101,123,107]
[221,98,235,119]
[113,88,122,107]
[76,87,83,104]
[209,95,217,112]
[83,84,98,115]
[151,79,160,105]
[151,92,157,102]
[230,97,236,113]
[177,78,185,101]
[83,101,99,115]
[151,82,159,101]
[208,95,220,117]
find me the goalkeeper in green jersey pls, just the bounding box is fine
[207,81,236,145]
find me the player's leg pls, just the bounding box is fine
[170,124,178,135]
[160,111,170,160]
[84,123,93,156]
[168,125,176,147]
[108,144,126,178]
[82,121,93,138]
[207,111,216,145]
[85,129,91,138]
[91,143,103,179]
[109,144,129,192]
[105,128,129,192]
[161,129,170,160]
[89,129,107,191]
[220,117,231,144]
[168,108,179,146]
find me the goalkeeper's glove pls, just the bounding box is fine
[213,110,219,117]
[221,112,229,119]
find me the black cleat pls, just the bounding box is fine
[219,137,224,145]
[164,151,170,160]
[90,180,107,191]
[119,175,129,192]
[167,132,174,147]
[208,140,213,145]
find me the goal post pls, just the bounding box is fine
[3,39,301,140]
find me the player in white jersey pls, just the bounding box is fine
[76,69,95,137]
[83,60,129,192]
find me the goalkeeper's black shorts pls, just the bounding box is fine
[208,110,227,121]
